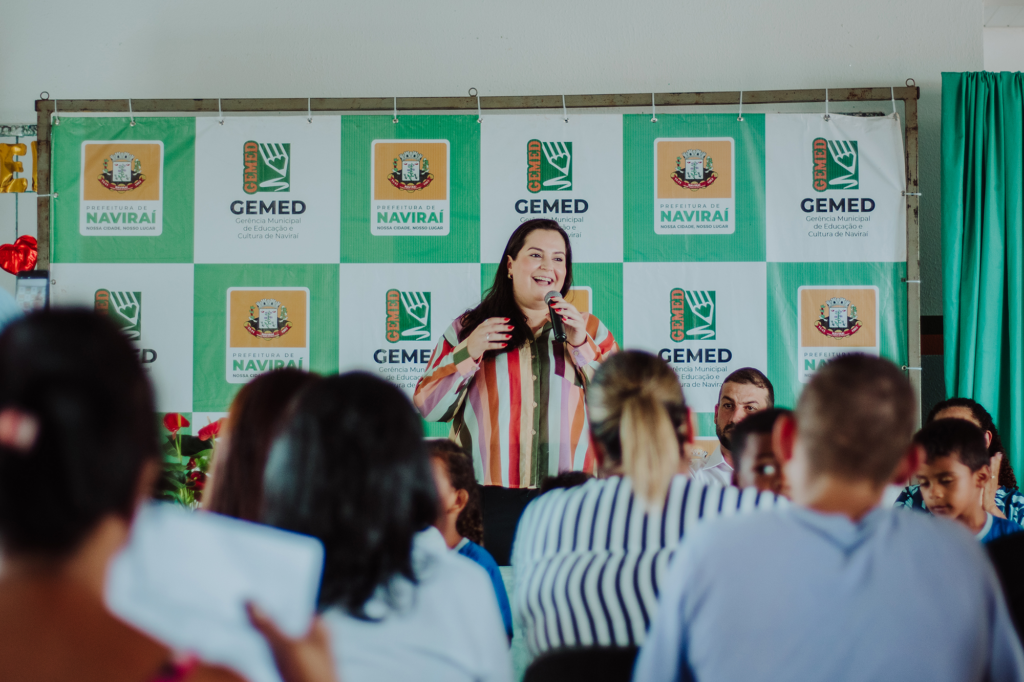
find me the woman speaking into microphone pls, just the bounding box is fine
[414,219,617,536]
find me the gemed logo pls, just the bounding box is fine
[95,289,142,340]
[80,141,163,236]
[386,290,431,343]
[670,289,716,341]
[812,138,859,191]
[243,141,291,194]
[527,140,572,193]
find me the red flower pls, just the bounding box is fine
[198,419,224,442]
[187,457,197,470]
[186,470,207,491]
[163,413,190,434]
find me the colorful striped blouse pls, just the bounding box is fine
[413,314,618,488]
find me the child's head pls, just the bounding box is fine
[429,440,483,546]
[914,419,991,522]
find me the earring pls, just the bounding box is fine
[508,271,512,279]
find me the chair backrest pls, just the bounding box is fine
[524,646,640,682]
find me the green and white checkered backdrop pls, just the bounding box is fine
[49,112,907,437]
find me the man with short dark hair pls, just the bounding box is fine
[729,407,790,496]
[690,368,774,486]
[634,354,1024,682]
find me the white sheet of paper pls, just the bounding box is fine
[106,502,324,682]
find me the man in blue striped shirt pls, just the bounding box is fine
[634,354,1024,682]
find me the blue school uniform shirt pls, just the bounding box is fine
[455,538,513,639]
[979,513,1024,544]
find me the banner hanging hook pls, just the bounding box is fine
[128,99,135,127]
[824,88,830,121]
[562,95,568,123]
[393,96,399,124]
[651,93,658,123]
[469,88,481,123]
[218,98,224,125]
[737,90,744,122]
[308,97,313,123]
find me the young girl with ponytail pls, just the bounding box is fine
[510,350,784,659]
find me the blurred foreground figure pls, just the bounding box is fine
[0,311,336,682]
[634,354,1024,682]
[262,372,512,682]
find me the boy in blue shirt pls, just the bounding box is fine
[914,418,1023,543]
[429,440,513,640]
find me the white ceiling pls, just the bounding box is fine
[985,0,1024,26]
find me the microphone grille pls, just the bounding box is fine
[544,290,559,304]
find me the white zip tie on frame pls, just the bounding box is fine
[35,193,57,199]
[891,87,897,115]
[469,88,481,123]
[393,96,399,124]
[562,95,568,123]
[737,90,744,122]
[308,97,312,123]
[651,93,658,123]
[53,99,59,125]
[218,98,224,125]
[128,98,135,127]
[824,88,830,121]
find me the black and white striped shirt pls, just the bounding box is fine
[511,475,784,656]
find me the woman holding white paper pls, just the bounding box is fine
[0,310,336,682]
[263,372,513,682]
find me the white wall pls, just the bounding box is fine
[0,0,984,316]
[985,27,1024,69]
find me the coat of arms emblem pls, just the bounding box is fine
[246,298,292,339]
[815,297,861,338]
[672,149,717,191]
[389,150,433,192]
[99,151,146,192]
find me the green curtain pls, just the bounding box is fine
[942,72,1024,474]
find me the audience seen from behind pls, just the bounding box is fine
[896,397,1023,523]
[261,372,512,682]
[0,311,335,682]
[728,407,792,496]
[512,350,783,659]
[914,419,1024,543]
[205,368,320,521]
[688,367,774,486]
[429,439,513,640]
[634,354,1024,682]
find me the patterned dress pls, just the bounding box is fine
[414,314,617,488]
[895,485,1024,525]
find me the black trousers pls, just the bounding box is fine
[481,486,542,566]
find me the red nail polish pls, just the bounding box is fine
[500,343,507,347]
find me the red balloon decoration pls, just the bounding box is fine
[0,236,38,275]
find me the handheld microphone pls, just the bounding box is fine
[545,291,568,342]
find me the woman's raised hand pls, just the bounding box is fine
[545,295,588,347]
[466,318,512,360]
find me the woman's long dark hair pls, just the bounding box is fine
[458,219,572,357]
[0,310,157,556]
[206,368,319,522]
[261,372,438,617]
[927,397,1017,489]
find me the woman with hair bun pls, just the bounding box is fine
[511,351,784,659]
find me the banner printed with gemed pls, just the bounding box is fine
[480,114,623,263]
[765,113,906,262]
[194,117,341,263]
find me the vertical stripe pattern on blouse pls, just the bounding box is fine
[511,476,785,656]
[413,314,617,487]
